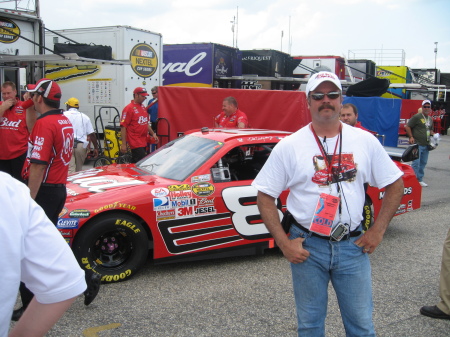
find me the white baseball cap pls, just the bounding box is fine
[305,71,342,96]
[422,100,431,106]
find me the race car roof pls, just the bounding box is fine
[185,128,292,142]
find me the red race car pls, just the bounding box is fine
[59,129,421,283]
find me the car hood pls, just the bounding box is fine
[66,164,169,202]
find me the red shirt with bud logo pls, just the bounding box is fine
[120,100,149,149]
[22,110,74,184]
[0,99,34,159]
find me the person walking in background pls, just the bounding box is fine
[215,96,248,129]
[64,97,99,173]
[0,81,37,182]
[121,87,158,162]
[420,228,450,320]
[252,71,404,336]
[405,100,435,187]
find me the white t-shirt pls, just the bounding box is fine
[64,108,95,148]
[0,172,86,336]
[252,122,403,231]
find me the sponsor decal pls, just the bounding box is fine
[170,189,192,200]
[100,270,132,282]
[0,17,20,43]
[404,187,412,195]
[69,209,90,218]
[192,182,215,197]
[191,174,211,183]
[156,209,176,220]
[195,206,216,215]
[151,187,169,197]
[168,184,191,191]
[198,197,215,206]
[94,202,136,213]
[57,218,79,229]
[58,229,73,237]
[176,207,194,218]
[171,198,197,208]
[130,43,158,78]
[153,197,171,210]
[59,207,69,217]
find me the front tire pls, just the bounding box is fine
[93,156,112,167]
[72,213,149,283]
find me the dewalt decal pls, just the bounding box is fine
[0,17,20,44]
[130,43,158,78]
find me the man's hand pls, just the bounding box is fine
[120,143,128,154]
[2,98,16,109]
[279,237,310,263]
[354,227,385,254]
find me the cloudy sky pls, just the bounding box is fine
[20,0,450,72]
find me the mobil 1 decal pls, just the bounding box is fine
[130,43,158,78]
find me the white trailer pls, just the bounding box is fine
[44,26,162,126]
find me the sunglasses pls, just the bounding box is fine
[423,105,431,108]
[151,92,157,94]
[310,91,340,101]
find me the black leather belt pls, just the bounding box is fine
[41,183,66,188]
[292,221,361,241]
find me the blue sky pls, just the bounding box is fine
[31,0,450,73]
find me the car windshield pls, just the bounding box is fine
[137,135,223,181]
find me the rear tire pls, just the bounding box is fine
[72,213,149,283]
[117,153,132,164]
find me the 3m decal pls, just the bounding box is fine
[222,185,283,240]
[176,207,194,218]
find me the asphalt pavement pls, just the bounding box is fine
[10,135,450,337]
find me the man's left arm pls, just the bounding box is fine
[28,163,46,199]
[355,177,404,253]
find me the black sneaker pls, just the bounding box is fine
[84,272,101,305]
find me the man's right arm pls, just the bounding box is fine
[404,125,415,144]
[257,191,309,263]
[120,126,128,153]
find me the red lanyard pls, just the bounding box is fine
[310,124,342,185]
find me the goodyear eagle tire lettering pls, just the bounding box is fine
[72,212,148,283]
[361,196,374,232]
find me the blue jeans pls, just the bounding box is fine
[411,145,429,182]
[289,224,375,337]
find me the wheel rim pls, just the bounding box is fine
[92,229,133,268]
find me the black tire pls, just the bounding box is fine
[361,196,374,232]
[116,153,132,164]
[72,213,149,283]
[93,156,112,167]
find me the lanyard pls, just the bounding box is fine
[310,124,342,185]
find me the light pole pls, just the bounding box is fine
[434,42,438,69]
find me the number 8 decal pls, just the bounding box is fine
[222,186,283,240]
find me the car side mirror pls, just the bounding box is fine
[401,144,419,162]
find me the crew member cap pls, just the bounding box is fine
[422,99,431,106]
[133,87,149,96]
[26,78,62,101]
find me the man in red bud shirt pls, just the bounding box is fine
[214,96,249,129]
[0,81,37,182]
[120,87,158,163]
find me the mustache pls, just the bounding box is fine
[318,104,335,112]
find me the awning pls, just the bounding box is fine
[0,53,130,66]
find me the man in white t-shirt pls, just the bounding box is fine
[1,172,86,336]
[64,97,99,172]
[252,71,404,336]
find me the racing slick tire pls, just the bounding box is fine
[116,153,132,164]
[93,156,112,167]
[361,196,374,232]
[72,213,149,283]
